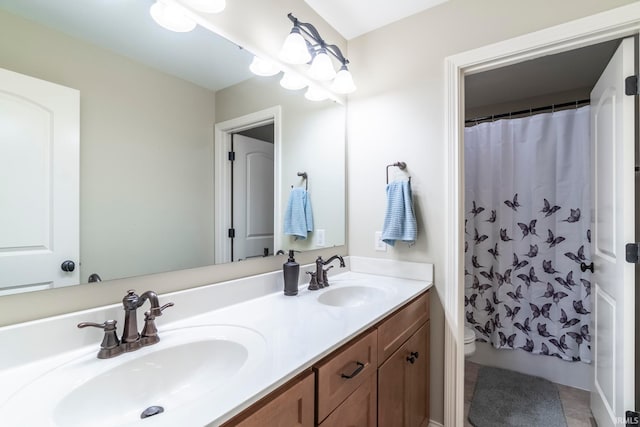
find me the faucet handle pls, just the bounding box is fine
[149,302,175,317]
[78,320,123,359]
[307,271,319,291]
[323,265,334,287]
[141,302,174,346]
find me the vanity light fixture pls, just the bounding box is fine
[182,0,226,14]
[304,85,330,102]
[249,56,280,77]
[279,13,356,94]
[280,72,307,90]
[150,0,226,33]
[150,0,197,32]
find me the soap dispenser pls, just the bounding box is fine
[283,250,300,296]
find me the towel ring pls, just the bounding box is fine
[386,162,409,184]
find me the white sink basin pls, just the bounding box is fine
[0,325,266,426]
[317,285,391,307]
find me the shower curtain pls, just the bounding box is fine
[464,106,592,363]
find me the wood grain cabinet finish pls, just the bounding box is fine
[319,373,377,427]
[222,370,315,427]
[377,292,429,365]
[378,322,430,427]
[314,329,378,423]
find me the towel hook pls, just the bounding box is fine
[295,171,308,190]
[386,162,409,184]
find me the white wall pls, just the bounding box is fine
[346,0,637,422]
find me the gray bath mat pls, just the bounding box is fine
[468,366,567,427]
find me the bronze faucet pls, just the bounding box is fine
[78,289,173,359]
[312,255,345,289]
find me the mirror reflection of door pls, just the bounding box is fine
[0,68,79,295]
[230,124,274,261]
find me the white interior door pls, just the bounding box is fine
[0,68,80,295]
[590,37,636,426]
[232,134,274,261]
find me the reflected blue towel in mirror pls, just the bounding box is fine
[284,187,314,239]
[382,180,417,246]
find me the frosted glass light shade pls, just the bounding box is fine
[305,86,329,102]
[183,0,226,13]
[308,49,336,81]
[279,28,311,65]
[249,56,280,77]
[331,66,356,94]
[150,1,196,32]
[280,73,307,90]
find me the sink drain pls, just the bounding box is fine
[140,406,164,419]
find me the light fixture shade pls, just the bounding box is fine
[308,49,336,81]
[280,73,307,90]
[150,1,196,32]
[183,0,226,13]
[279,28,311,65]
[249,56,280,77]
[331,66,356,94]
[305,86,329,102]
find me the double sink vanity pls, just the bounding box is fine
[0,257,432,426]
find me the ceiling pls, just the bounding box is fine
[0,0,253,91]
[465,39,621,113]
[304,0,449,40]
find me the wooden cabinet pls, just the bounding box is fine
[222,370,315,427]
[379,322,430,427]
[222,289,430,427]
[319,373,377,427]
[314,329,377,423]
[377,291,429,364]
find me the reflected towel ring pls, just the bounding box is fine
[291,171,308,190]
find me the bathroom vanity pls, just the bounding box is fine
[0,257,432,426]
[223,291,430,426]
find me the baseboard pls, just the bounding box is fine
[429,420,444,427]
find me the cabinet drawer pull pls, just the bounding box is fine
[407,351,419,364]
[340,361,365,379]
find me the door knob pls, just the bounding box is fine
[61,260,75,272]
[580,262,594,273]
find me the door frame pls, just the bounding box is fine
[443,4,640,425]
[214,106,281,264]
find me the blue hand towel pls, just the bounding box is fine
[382,180,417,246]
[284,187,314,239]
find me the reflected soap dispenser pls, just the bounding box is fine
[283,250,300,296]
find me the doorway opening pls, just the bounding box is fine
[213,106,281,264]
[229,124,275,261]
[462,38,621,426]
[444,6,640,426]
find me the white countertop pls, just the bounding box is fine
[0,257,432,426]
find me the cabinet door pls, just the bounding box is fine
[320,373,377,427]
[379,322,430,427]
[315,329,377,422]
[224,371,314,427]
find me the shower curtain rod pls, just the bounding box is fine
[465,98,590,125]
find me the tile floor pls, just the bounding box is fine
[464,361,596,427]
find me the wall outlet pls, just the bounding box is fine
[315,229,326,247]
[374,231,386,251]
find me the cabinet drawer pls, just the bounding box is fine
[319,371,377,427]
[222,370,314,427]
[377,291,429,365]
[314,329,377,423]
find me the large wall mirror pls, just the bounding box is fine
[0,0,346,296]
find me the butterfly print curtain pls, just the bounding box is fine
[464,106,592,363]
